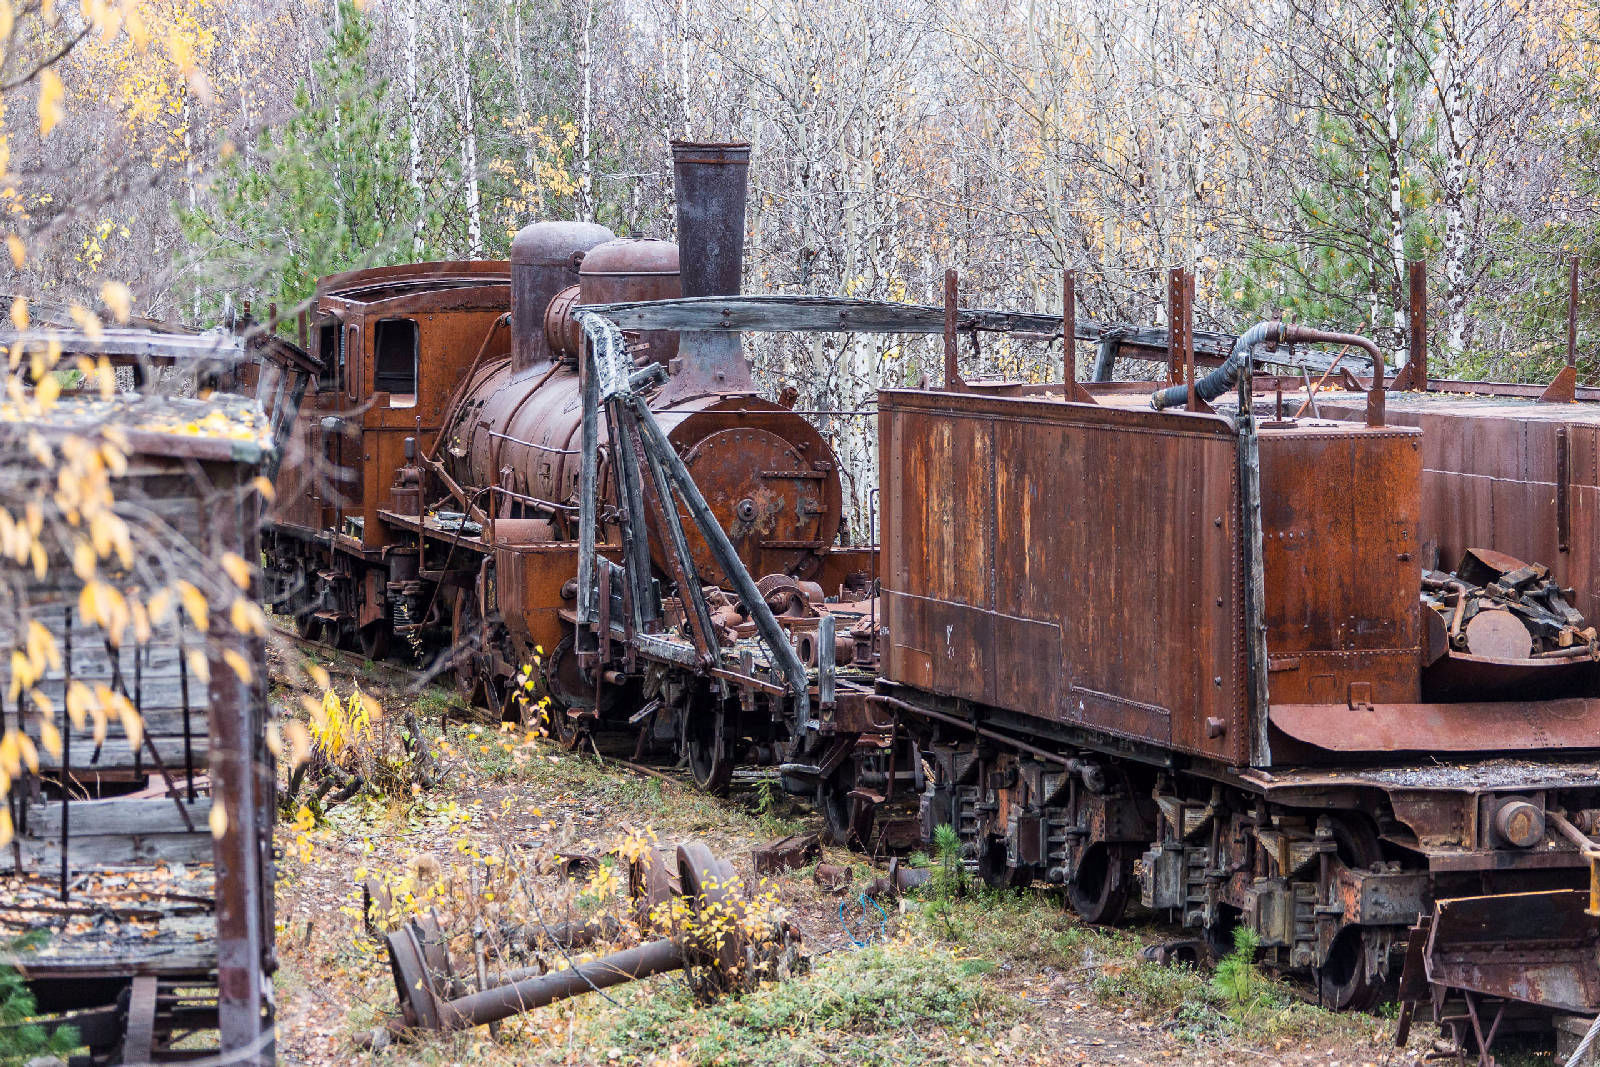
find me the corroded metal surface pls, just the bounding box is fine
[879,388,1247,763]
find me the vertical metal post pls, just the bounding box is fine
[942,269,962,391]
[577,335,599,630]
[1063,269,1076,386]
[817,613,836,714]
[59,605,71,901]
[1167,268,1182,385]
[1183,270,1200,411]
[1062,270,1094,404]
[210,471,270,1065]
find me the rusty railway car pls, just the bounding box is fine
[874,294,1600,1052]
[0,328,302,1064]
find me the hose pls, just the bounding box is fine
[1151,322,1386,414]
[1151,321,1276,410]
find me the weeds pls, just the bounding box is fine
[597,941,1003,1065]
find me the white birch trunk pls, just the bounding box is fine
[458,2,482,257]
[578,0,595,223]
[407,0,424,258]
[1385,15,1405,367]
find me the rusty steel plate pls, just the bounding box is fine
[1272,697,1600,754]
[1424,889,1600,1013]
[878,389,1247,764]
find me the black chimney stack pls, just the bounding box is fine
[662,141,753,401]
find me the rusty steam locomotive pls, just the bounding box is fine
[264,142,891,824]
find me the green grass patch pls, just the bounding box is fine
[595,941,1004,1065]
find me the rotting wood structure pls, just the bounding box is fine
[0,326,310,1065]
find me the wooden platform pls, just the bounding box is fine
[0,863,216,981]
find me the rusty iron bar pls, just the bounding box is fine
[59,604,71,901]
[942,269,963,391]
[1063,270,1075,385]
[1401,260,1427,390]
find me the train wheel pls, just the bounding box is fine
[543,636,598,750]
[818,763,862,848]
[1067,843,1132,925]
[295,613,322,642]
[358,620,391,662]
[451,592,487,707]
[1317,815,1387,1011]
[685,703,732,795]
[1319,925,1384,1011]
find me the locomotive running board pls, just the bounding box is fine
[1407,889,1600,1014]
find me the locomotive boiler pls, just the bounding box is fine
[265,142,868,732]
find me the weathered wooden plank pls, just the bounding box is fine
[6,831,214,868]
[26,796,210,836]
[578,295,1067,335]
[32,734,210,772]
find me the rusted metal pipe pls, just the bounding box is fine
[440,938,682,1032]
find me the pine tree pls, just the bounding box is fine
[179,0,425,326]
[1222,0,1437,357]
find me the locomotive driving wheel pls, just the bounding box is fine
[684,698,732,795]
[450,587,500,710]
[541,635,598,750]
[1067,843,1134,925]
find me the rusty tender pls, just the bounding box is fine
[869,257,1600,1062]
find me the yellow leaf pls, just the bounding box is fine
[37,70,62,136]
[147,588,172,624]
[28,542,44,580]
[0,809,13,848]
[175,580,208,631]
[16,732,35,775]
[186,648,210,685]
[35,373,59,410]
[264,722,283,757]
[307,664,330,692]
[9,297,26,331]
[221,552,250,590]
[222,648,252,683]
[117,697,142,751]
[38,718,60,760]
[28,689,52,719]
[0,733,19,778]
[252,475,276,502]
[229,598,264,637]
[0,4,13,43]
[71,538,95,581]
[5,236,22,269]
[27,620,60,671]
[209,801,228,839]
[65,680,91,729]
[100,282,131,324]
[285,720,311,769]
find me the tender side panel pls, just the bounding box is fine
[1258,427,1423,705]
[879,390,1247,762]
[1319,398,1600,622]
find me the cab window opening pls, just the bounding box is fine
[373,318,419,407]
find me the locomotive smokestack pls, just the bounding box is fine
[663,141,754,401]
